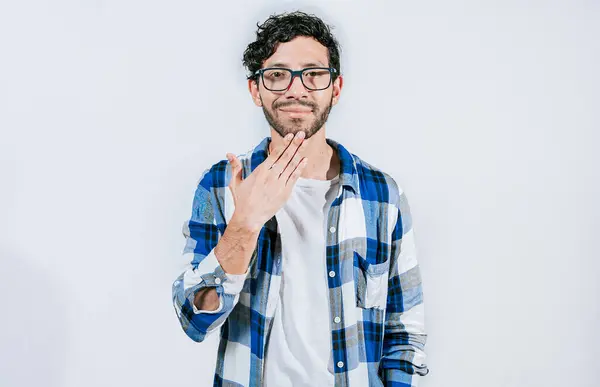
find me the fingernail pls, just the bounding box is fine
[285,133,293,141]
[296,131,305,139]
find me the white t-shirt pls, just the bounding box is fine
[263,174,341,387]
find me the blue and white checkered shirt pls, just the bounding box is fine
[172,136,430,387]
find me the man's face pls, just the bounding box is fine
[249,36,343,139]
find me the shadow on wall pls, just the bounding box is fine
[0,248,67,387]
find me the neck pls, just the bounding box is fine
[268,128,340,181]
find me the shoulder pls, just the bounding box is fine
[351,152,405,207]
[351,153,414,236]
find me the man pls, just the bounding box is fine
[172,11,429,387]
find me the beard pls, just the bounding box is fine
[261,94,333,140]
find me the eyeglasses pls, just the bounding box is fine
[254,67,337,91]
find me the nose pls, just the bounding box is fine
[285,73,308,98]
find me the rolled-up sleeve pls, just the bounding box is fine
[172,167,247,342]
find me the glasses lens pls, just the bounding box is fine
[263,69,291,91]
[302,68,331,90]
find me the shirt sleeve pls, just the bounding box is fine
[171,165,247,342]
[192,270,249,314]
[379,189,430,386]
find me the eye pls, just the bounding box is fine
[304,70,328,77]
[264,70,287,80]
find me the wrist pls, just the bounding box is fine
[214,213,261,275]
[228,211,262,235]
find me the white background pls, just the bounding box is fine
[1,1,598,386]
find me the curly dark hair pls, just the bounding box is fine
[242,11,342,82]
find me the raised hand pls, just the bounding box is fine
[226,131,308,233]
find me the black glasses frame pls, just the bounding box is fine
[254,67,338,91]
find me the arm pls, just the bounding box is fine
[171,167,259,342]
[172,134,308,342]
[379,190,430,386]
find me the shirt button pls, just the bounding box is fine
[328,271,336,278]
[337,361,344,368]
[329,226,336,233]
[334,316,341,324]
[214,277,222,285]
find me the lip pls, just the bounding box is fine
[279,107,312,113]
[280,110,312,118]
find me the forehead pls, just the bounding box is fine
[263,36,329,68]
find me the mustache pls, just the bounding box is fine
[273,100,316,110]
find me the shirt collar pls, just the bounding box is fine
[249,136,359,193]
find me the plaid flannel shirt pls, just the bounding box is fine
[172,136,429,387]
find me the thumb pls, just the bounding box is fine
[226,153,243,185]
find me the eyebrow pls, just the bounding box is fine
[266,61,328,68]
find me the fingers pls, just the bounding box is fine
[227,153,243,186]
[276,131,306,172]
[279,145,307,182]
[264,136,292,167]
[285,157,308,187]
[265,131,304,168]
[267,132,306,179]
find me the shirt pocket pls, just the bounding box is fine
[354,251,390,310]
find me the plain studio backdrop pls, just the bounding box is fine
[0,1,598,386]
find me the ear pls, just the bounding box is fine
[248,78,262,107]
[331,74,343,107]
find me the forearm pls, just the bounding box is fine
[214,213,261,274]
[191,212,259,311]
